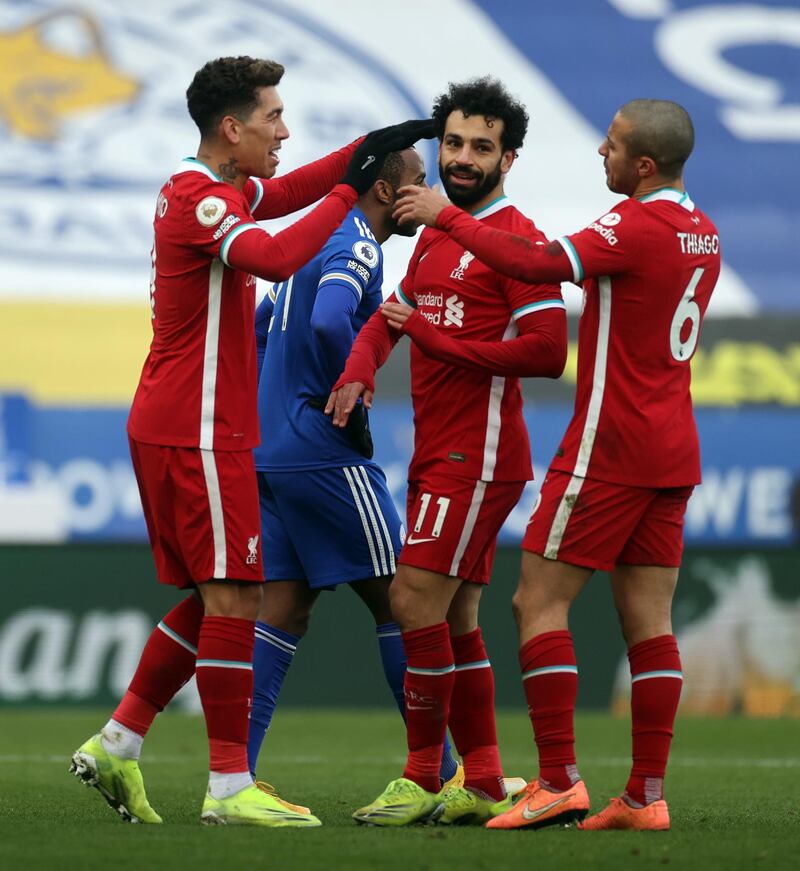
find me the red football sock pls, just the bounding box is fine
[112,594,203,736]
[401,623,455,793]
[520,630,580,792]
[449,628,504,801]
[196,615,255,773]
[626,634,683,806]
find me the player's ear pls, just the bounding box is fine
[638,155,657,178]
[500,149,515,173]
[220,115,241,145]
[373,178,394,205]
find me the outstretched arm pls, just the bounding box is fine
[247,139,361,219]
[381,303,567,378]
[393,185,574,284]
[225,186,358,281]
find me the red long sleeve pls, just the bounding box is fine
[333,306,400,393]
[401,307,567,378]
[437,205,574,284]
[251,139,361,220]
[226,185,357,281]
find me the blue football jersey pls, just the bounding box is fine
[253,206,383,471]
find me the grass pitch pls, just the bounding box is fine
[1,709,797,870]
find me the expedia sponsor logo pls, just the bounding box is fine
[587,221,618,245]
[677,232,720,255]
[212,213,241,240]
[347,259,371,282]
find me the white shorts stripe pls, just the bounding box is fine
[200,449,227,578]
[157,621,198,655]
[543,473,586,561]
[342,466,381,576]
[356,466,397,574]
[449,481,487,577]
[350,466,390,576]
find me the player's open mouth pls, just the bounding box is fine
[269,149,281,164]
[448,170,480,186]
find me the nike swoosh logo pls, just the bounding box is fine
[405,535,437,545]
[521,795,569,821]
[360,155,376,170]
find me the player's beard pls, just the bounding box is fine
[440,158,503,208]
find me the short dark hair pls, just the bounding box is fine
[618,99,694,179]
[186,56,284,137]
[376,151,407,188]
[432,77,529,152]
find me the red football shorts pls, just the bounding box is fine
[400,475,526,584]
[522,470,693,572]
[129,438,263,589]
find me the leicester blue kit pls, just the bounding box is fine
[254,206,403,586]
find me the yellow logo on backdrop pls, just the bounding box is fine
[0,11,139,140]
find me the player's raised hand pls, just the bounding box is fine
[325,382,373,427]
[341,120,435,195]
[393,184,450,228]
[380,301,416,332]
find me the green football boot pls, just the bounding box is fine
[438,784,519,826]
[70,733,162,824]
[353,777,445,826]
[201,783,322,827]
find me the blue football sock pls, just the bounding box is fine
[376,621,459,784]
[247,622,299,778]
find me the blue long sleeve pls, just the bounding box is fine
[309,280,359,386]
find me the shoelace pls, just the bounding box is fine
[255,781,279,797]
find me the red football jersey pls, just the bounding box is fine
[396,197,566,483]
[128,158,268,451]
[552,188,720,487]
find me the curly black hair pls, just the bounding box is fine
[187,56,285,137]
[431,77,529,152]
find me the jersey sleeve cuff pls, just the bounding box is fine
[318,271,363,301]
[219,222,260,266]
[556,236,584,283]
[395,283,416,307]
[512,298,567,321]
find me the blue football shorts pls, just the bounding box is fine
[257,464,404,587]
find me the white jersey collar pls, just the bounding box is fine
[471,194,511,221]
[174,157,221,182]
[638,187,695,212]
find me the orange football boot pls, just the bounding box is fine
[578,796,670,831]
[486,779,589,830]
